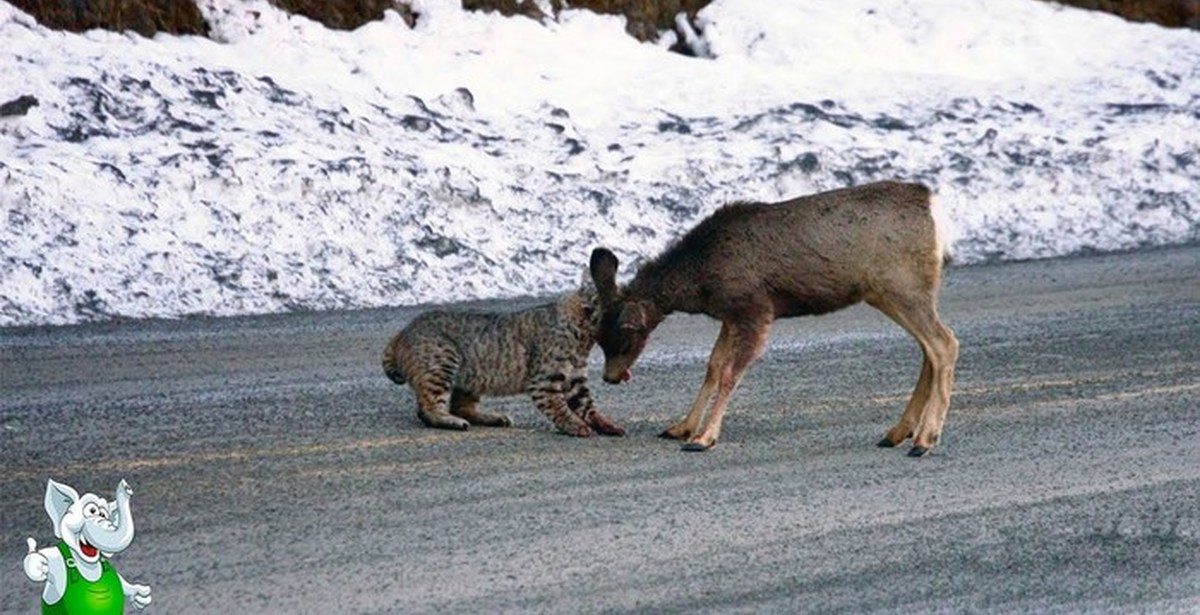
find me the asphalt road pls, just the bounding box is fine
[2,246,1199,614]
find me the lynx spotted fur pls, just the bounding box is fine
[382,289,625,437]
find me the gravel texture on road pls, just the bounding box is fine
[2,246,1199,613]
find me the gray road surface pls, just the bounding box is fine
[2,246,1199,613]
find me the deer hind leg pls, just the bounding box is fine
[661,322,736,440]
[682,321,771,452]
[450,389,513,427]
[869,290,959,457]
[910,319,957,457]
[876,356,931,448]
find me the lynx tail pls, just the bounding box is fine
[382,334,406,385]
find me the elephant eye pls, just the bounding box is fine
[83,503,100,517]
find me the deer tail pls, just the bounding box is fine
[382,334,407,385]
[930,193,957,265]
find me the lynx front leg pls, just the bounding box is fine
[530,373,594,437]
[565,374,625,436]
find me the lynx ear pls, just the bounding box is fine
[589,248,619,305]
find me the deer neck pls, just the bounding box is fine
[628,258,698,317]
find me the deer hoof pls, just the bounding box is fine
[907,445,931,458]
[876,437,899,448]
[680,441,713,452]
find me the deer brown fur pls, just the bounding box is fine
[590,180,959,456]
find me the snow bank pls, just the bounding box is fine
[0,0,1197,326]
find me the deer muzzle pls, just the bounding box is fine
[603,367,632,384]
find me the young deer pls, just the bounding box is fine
[590,181,958,456]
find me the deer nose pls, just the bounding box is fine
[603,368,632,384]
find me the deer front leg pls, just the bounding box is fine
[660,375,716,440]
[530,374,594,437]
[566,374,625,436]
[682,321,770,452]
[661,322,734,440]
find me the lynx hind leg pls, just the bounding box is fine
[407,346,470,431]
[415,385,469,431]
[451,390,513,428]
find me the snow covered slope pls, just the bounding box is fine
[1,0,1197,326]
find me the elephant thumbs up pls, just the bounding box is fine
[24,537,48,583]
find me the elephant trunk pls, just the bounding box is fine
[86,487,134,554]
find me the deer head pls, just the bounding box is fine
[589,248,661,384]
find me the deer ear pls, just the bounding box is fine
[589,248,619,305]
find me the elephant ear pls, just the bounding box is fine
[45,479,79,539]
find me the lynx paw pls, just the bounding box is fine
[587,413,626,437]
[567,424,595,437]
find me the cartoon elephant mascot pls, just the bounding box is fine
[23,479,152,613]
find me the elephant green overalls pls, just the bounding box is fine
[42,542,124,615]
